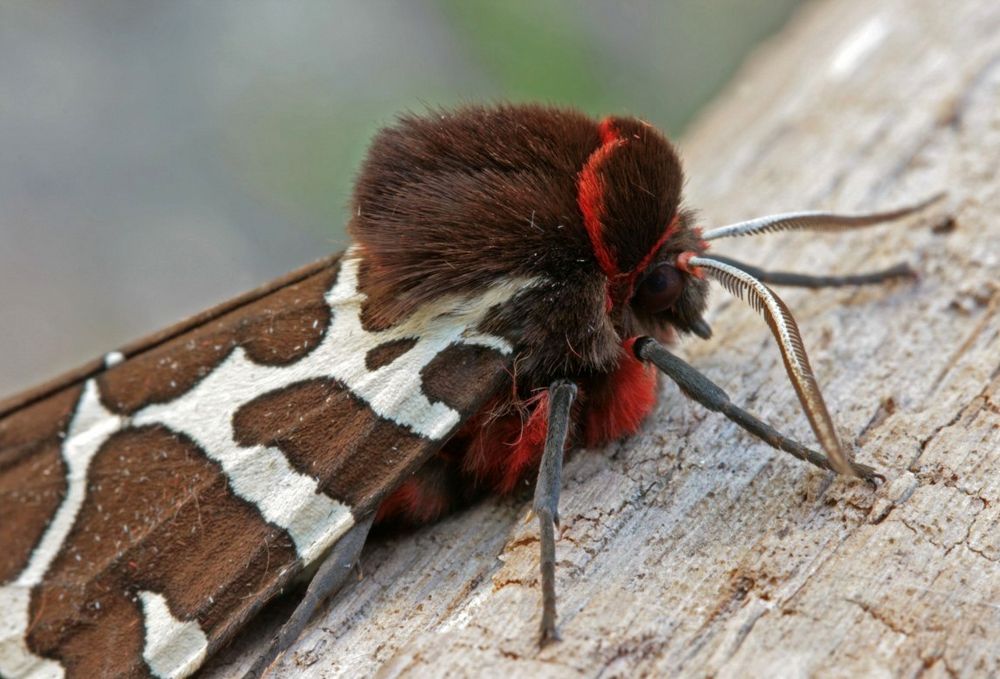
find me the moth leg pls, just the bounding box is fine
[633,337,882,482]
[533,379,578,645]
[708,254,915,289]
[244,513,376,679]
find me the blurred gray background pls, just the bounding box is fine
[0,0,802,394]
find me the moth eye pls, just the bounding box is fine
[632,263,684,314]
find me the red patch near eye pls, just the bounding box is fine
[676,251,705,278]
[633,214,680,280]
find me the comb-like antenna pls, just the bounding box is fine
[702,192,945,241]
[687,256,856,476]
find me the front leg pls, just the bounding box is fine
[634,337,882,482]
[532,379,577,644]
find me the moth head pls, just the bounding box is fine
[578,115,710,343]
[626,240,711,341]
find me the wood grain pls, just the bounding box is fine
[207,0,1000,676]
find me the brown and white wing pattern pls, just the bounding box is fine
[0,247,529,679]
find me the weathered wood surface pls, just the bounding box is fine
[207,0,1000,676]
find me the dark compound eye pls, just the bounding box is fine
[632,262,684,314]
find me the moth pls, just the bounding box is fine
[0,104,942,678]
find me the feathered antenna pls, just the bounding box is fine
[702,193,945,241]
[686,256,856,476]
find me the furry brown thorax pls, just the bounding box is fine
[350,104,709,388]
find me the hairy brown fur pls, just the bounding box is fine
[351,103,709,389]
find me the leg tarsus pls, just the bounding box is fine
[537,509,560,646]
[242,513,375,679]
[532,380,577,646]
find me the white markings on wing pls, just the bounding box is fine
[139,591,208,679]
[130,248,531,561]
[0,586,64,679]
[132,347,354,563]
[21,382,123,586]
[321,249,527,439]
[0,380,122,679]
[103,351,125,368]
[0,247,534,678]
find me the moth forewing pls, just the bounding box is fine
[0,247,523,678]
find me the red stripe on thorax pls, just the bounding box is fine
[578,118,622,280]
[597,117,619,145]
[624,213,681,294]
[578,118,682,309]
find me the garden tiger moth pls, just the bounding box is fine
[0,103,943,678]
